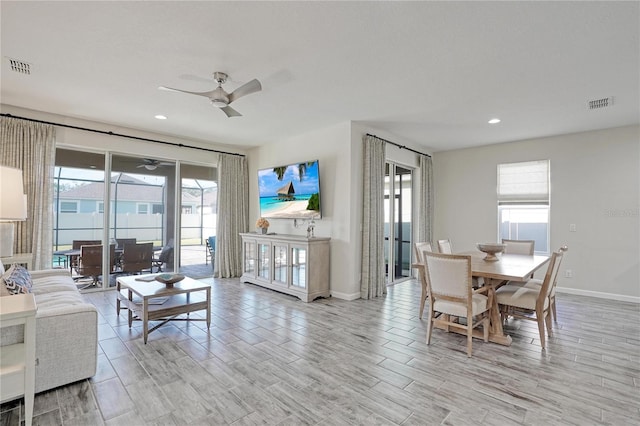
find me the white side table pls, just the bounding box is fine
[0,253,33,270]
[0,293,37,426]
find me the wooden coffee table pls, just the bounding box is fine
[116,274,211,343]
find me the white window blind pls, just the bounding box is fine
[497,160,549,202]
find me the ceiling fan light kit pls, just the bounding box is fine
[137,158,172,170]
[159,71,262,117]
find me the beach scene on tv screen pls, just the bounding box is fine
[258,161,321,219]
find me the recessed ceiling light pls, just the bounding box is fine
[155,115,167,120]
[488,118,501,124]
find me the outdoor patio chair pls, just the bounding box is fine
[115,238,136,250]
[153,240,174,272]
[121,242,153,275]
[71,239,101,272]
[206,236,216,268]
[76,244,116,289]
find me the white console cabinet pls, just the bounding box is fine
[240,233,330,302]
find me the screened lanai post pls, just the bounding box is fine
[418,154,433,246]
[215,153,249,278]
[0,116,56,270]
[361,135,386,299]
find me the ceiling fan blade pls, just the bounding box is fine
[158,86,215,98]
[228,79,262,103]
[220,106,242,117]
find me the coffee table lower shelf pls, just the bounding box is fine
[116,275,211,343]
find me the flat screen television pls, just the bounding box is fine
[258,160,321,219]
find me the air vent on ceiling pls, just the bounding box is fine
[588,97,613,110]
[7,58,32,75]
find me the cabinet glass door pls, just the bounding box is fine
[290,246,306,288]
[243,241,256,275]
[257,243,270,280]
[273,244,288,284]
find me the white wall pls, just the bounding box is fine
[433,125,640,302]
[248,121,364,299]
[248,122,432,300]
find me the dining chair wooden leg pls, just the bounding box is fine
[536,307,546,350]
[419,291,427,319]
[545,311,553,336]
[467,325,473,357]
[550,296,557,322]
[426,300,434,345]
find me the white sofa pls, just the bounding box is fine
[1,268,98,393]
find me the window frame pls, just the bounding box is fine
[136,203,149,215]
[59,200,79,214]
[497,160,550,255]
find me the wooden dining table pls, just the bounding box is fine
[415,250,550,346]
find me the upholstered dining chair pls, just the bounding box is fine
[513,245,568,322]
[502,239,535,255]
[423,252,492,357]
[495,248,563,350]
[436,238,484,288]
[437,239,452,254]
[121,242,153,275]
[413,241,433,319]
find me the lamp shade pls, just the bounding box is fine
[0,165,27,220]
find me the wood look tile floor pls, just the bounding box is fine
[2,278,639,426]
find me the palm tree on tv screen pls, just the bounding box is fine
[272,161,316,181]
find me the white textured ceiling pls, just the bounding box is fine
[1,1,638,152]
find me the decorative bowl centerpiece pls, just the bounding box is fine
[155,273,185,287]
[476,243,506,262]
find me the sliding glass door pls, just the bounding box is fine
[384,162,413,284]
[110,155,177,277]
[180,163,217,278]
[54,149,178,289]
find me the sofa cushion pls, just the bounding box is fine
[31,273,81,295]
[2,264,33,295]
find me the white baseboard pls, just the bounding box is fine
[556,286,640,304]
[330,290,361,301]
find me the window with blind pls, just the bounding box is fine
[497,160,550,254]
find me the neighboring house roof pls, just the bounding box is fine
[58,173,213,206]
[60,182,164,202]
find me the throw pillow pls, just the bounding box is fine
[2,264,33,295]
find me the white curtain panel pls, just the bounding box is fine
[0,117,56,270]
[361,135,386,299]
[215,153,249,278]
[418,154,434,245]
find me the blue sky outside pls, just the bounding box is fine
[258,161,320,197]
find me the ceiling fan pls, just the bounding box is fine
[137,158,173,171]
[159,71,262,117]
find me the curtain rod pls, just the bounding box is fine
[0,113,245,157]
[366,133,431,158]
